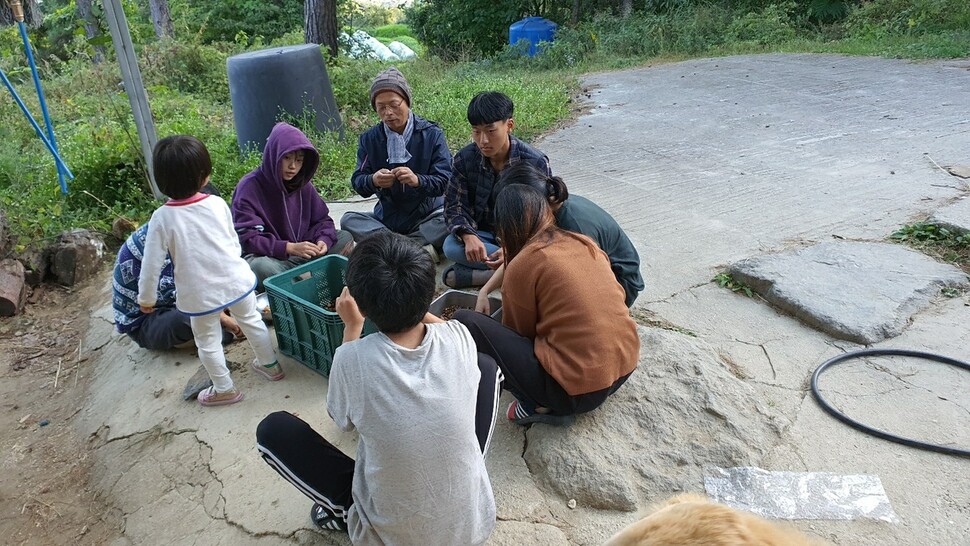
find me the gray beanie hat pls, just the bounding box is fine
[369,67,413,110]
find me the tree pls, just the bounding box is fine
[0,0,42,27]
[148,0,174,39]
[621,0,632,17]
[76,0,105,63]
[305,0,338,58]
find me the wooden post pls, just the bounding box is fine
[102,0,163,200]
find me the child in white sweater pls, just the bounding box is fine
[138,135,283,406]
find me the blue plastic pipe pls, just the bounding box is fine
[18,20,70,193]
[0,67,75,179]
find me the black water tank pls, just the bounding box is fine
[227,44,343,154]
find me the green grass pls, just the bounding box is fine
[890,223,970,272]
[5,0,969,249]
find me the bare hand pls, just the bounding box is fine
[140,305,155,314]
[336,286,365,342]
[461,234,488,263]
[219,310,244,339]
[475,293,491,314]
[286,241,319,259]
[314,240,329,256]
[485,248,504,269]
[373,169,396,189]
[391,166,419,188]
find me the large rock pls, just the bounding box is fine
[729,241,969,343]
[928,196,970,235]
[49,229,105,286]
[523,328,788,512]
[18,245,48,287]
[0,258,26,316]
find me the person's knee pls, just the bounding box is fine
[248,256,287,286]
[256,411,298,448]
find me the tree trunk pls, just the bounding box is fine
[571,0,581,24]
[75,0,105,63]
[148,0,174,39]
[0,0,42,27]
[621,0,633,17]
[304,0,338,59]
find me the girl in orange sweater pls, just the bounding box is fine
[455,185,639,426]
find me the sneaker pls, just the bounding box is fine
[311,503,348,532]
[507,399,576,427]
[251,359,285,381]
[197,386,244,407]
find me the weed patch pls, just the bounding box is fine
[890,223,970,272]
[713,272,755,297]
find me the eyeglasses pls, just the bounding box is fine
[376,100,405,113]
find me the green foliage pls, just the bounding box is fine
[406,0,526,58]
[170,0,303,44]
[713,272,754,297]
[728,2,799,45]
[844,0,970,39]
[349,4,403,29]
[370,24,412,39]
[140,40,232,101]
[891,222,970,270]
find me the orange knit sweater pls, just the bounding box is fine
[502,230,639,395]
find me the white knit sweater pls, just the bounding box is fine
[138,194,257,316]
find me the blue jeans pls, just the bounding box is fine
[442,231,499,270]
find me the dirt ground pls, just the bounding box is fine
[0,265,122,545]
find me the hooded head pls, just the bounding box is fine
[260,123,321,191]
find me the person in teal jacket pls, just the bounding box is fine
[476,163,644,311]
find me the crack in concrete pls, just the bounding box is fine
[761,345,777,380]
[645,281,709,305]
[729,338,781,380]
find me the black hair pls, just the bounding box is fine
[494,185,554,264]
[495,163,568,206]
[344,231,435,334]
[152,135,212,200]
[467,91,514,126]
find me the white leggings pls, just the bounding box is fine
[190,292,276,393]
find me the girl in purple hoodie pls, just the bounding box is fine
[232,123,354,290]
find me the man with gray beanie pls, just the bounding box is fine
[341,67,452,261]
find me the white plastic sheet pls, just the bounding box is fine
[387,41,417,59]
[342,30,400,61]
[704,466,898,523]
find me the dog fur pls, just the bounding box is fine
[603,493,828,546]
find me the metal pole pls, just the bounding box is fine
[17,21,68,193]
[101,0,163,199]
[8,0,71,193]
[0,67,75,179]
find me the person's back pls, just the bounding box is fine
[255,230,498,545]
[503,229,638,396]
[555,194,644,307]
[329,320,494,544]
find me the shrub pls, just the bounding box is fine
[140,40,232,101]
[844,0,970,39]
[728,2,799,45]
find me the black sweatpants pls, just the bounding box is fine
[255,352,502,523]
[454,309,631,416]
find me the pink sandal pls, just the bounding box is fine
[197,386,244,406]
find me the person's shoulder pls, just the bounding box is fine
[412,114,442,132]
[512,137,548,162]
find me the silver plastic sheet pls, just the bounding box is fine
[704,466,898,522]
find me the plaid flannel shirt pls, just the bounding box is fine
[444,136,551,238]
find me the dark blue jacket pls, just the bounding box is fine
[351,115,452,234]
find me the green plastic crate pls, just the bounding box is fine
[263,255,377,377]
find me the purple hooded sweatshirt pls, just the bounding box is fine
[232,123,338,260]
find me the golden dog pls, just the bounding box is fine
[603,494,827,546]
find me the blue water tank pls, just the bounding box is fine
[508,17,557,57]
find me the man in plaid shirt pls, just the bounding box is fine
[443,91,552,288]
